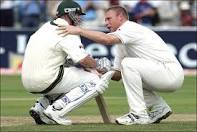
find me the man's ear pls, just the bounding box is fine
[119,14,125,22]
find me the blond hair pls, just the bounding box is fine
[106,5,129,20]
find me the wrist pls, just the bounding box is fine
[78,27,83,35]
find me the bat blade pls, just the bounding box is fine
[95,95,111,124]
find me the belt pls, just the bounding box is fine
[31,65,64,94]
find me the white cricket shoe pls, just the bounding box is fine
[148,103,172,123]
[115,113,151,125]
[29,98,56,125]
[43,104,72,125]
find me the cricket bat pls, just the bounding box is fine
[89,69,112,123]
[95,95,111,123]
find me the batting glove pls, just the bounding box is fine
[95,70,115,94]
[96,57,111,74]
[95,79,109,94]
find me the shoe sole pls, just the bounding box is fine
[43,112,58,124]
[29,110,46,125]
[153,111,172,123]
[43,112,72,125]
[115,120,132,125]
[115,119,151,125]
[115,120,123,125]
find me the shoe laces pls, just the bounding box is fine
[148,107,165,119]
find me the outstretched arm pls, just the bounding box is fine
[57,25,121,45]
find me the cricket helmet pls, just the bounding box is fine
[56,0,85,25]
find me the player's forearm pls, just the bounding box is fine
[79,29,114,45]
[79,55,96,68]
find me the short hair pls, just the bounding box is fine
[106,5,129,20]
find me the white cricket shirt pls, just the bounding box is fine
[110,21,179,71]
[22,18,88,92]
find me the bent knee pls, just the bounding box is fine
[167,76,184,92]
[157,82,182,92]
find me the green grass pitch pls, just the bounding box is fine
[0,75,196,131]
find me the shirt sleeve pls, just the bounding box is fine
[109,29,132,44]
[109,25,139,45]
[58,35,88,63]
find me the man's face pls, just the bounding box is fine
[67,13,81,26]
[105,10,121,32]
[72,13,81,25]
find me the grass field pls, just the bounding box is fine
[0,75,196,132]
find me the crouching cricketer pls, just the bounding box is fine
[22,0,114,125]
[56,5,184,125]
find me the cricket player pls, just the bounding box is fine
[21,0,113,125]
[57,5,184,125]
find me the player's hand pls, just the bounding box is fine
[95,71,115,94]
[96,57,111,74]
[56,25,81,37]
[95,79,109,94]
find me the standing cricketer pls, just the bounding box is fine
[57,5,184,125]
[22,0,113,125]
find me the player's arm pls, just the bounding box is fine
[57,25,121,45]
[79,55,96,68]
[65,54,111,77]
[80,56,120,80]
[79,56,112,75]
[60,35,112,73]
[59,35,96,69]
[80,28,121,45]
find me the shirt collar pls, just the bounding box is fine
[50,18,69,26]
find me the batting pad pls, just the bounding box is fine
[52,82,99,117]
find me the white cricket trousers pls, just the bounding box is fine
[47,67,100,94]
[120,58,184,115]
